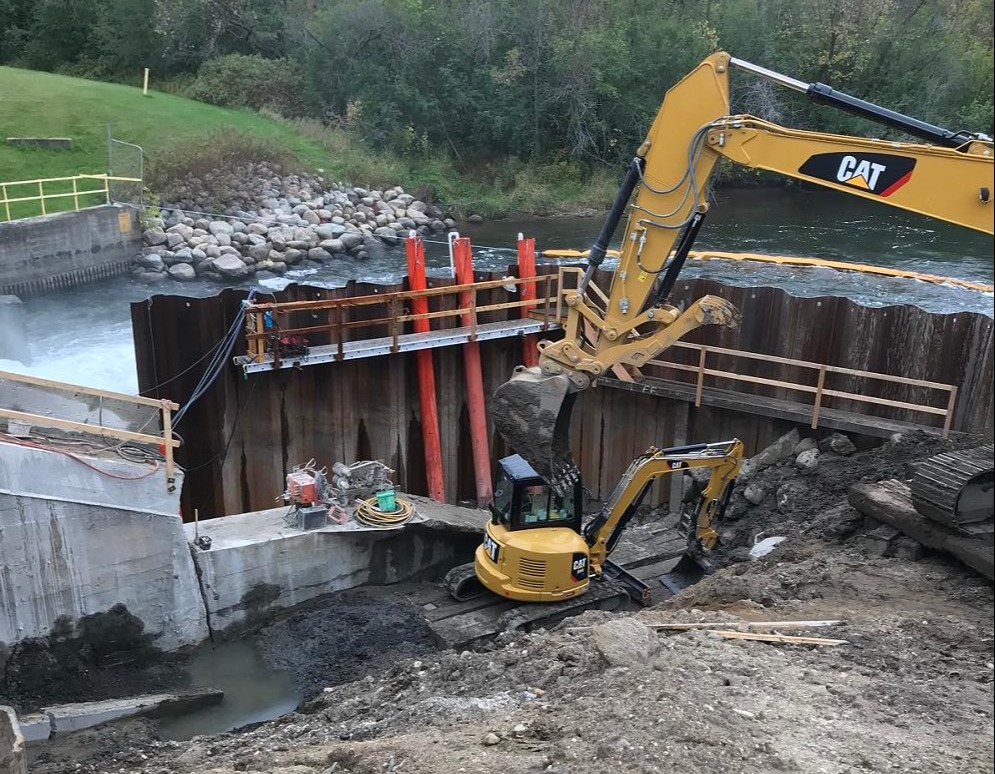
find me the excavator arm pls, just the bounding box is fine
[493,52,994,487]
[582,439,744,574]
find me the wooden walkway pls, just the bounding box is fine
[239,318,558,374]
[606,376,939,439]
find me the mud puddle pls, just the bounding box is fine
[156,640,300,741]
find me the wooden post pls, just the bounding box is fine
[517,233,539,368]
[694,347,707,407]
[454,236,493,506]
[1,183,10,222]
[406,234,445,502]
[143,68,150,96]
[71,177,80,211]
[941,385,958,438]
[811,365,827,429]
[161,401,176,493]
[38,181,46,215]
[334,304,344,361]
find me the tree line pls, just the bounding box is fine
[2,0,992,167]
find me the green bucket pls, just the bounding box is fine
[376,488,397,512]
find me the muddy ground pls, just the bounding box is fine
[27,430,995,774]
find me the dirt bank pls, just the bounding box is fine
[254,586,439,702]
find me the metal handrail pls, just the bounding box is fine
[0,173,143,221]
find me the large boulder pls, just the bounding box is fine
[166,223,194,241]
[374,227,400,246]
[591,618,656,667]
[316,223,347,240]
[208,220,234,237]
[821,432,857,456]
[135,253,164,271]
[307,247,331,262]
[247,243,272,263]
[339,231,364,250]
[213,254,249,278]
[740,429,800,478]
[168,263,196,281]
[143,229,168,246]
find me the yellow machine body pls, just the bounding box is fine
[474,520,590,602]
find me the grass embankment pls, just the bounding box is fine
[0,67,616,220]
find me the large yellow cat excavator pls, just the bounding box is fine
[446,52,993,605]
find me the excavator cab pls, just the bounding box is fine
[490,454,583,532]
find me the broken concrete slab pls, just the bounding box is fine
[23,690,224,740]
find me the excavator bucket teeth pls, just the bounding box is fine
[492,368,578,488]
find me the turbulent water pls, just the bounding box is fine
[3,188,991,393]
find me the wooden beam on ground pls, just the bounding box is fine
[849,479,994,580]
[648,620,843,631]
[709,630,848,646]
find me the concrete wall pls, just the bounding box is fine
[186,509,479,634]
[0,442,207,651]
[0,705,27,774]
[0,376,156,434]
[0,205,140,297]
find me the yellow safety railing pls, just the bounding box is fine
[0,173,143,222]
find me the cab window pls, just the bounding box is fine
[491,474,514,524]
[516,484,575,527]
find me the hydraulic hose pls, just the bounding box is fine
[354,496,415,527]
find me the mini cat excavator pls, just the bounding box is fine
[446,52,993,604]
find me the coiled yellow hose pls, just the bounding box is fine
[354,496,415,527]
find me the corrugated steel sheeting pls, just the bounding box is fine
[133,271,993,515]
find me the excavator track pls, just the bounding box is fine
[443,562,487,602]
[911,445,994,535]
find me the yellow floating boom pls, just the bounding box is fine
[539,249,994,293]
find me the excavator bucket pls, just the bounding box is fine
[659,553,708,595]
[491,367,578,489]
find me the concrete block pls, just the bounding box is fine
[45,690,223,735]
[0,205,139,297]
[1,706,28,774]
[864,525,900,556]
[13,713,51,743]
[0,443,207,651]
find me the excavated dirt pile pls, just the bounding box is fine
[29,430,995,774]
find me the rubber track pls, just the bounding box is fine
[911,445,994,530]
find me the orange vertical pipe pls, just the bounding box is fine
[517,233,539,368]
[406,234,445,502]
[454,237,493,506]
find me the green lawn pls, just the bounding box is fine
[0,66,328,219]
[0,66,616,220]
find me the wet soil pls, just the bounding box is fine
[254,586,439,702]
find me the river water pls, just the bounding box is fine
[3,189,991,394]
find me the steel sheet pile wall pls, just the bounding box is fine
[134,272,992,513]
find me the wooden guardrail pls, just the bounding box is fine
[243,268,579,363]
[0,371,181,490]
[0,174,143,222]
[644,341,958,437]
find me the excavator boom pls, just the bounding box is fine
[493,52,994,484]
